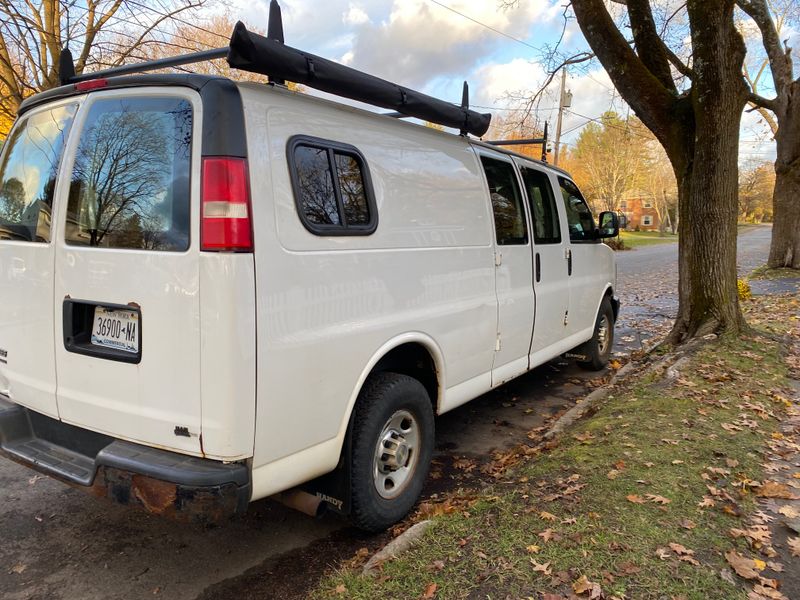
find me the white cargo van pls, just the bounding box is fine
[0,15,619,531]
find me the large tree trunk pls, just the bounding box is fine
[667,0,748,342]
[768,79,800,269]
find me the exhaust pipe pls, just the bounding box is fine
[274,489,325,517]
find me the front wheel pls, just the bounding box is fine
[348,372,435,532]
[578,297,615,371]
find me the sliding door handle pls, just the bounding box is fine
[535,252,541,283]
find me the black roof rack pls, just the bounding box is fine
[485,122,549,162]
[59,0,491,137]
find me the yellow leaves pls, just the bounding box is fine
[606,469,621,480]
[525,544,540,554]
[539,511,557,522]
[572,575,602,598]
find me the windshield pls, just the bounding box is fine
[0,104,77,242]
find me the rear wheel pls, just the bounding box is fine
[348,372,434,532]
[578,297,615,371]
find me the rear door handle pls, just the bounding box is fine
[566,248,572,276]
[535,253,541,283]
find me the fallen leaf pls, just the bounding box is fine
[788,537,800,557]
[778,505,800,519]
[334,584,346,594]
[538,529,555,542]
[725,550,761,580]
[607,469,620,480]
[540,511,557,521]
[526,544,540,554]
[431,560,445,572]
[679,518,697,530]
[757,481,800,499]
[750,585,789,600]
[531,559,552,575]
[626,494,645,504]
[726,458,739,468]
[10,564,26,575]
[655,547,670,560]
[672,460,684,465]
[668,543,693,555]
[647,494,671,505]
[572,574,602,598]
[767,561,784,572]
[422,582,438,599]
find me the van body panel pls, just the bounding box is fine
[239,85,498,468]
[199,252,256,459]
[0,98,80,419]
[53,88,204,455]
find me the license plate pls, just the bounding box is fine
[91,307,139,354]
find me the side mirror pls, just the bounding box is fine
[597,211,619,239]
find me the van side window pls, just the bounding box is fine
[65,97,192,251]
[558,177,595,242]
[480,156,527,245]
[0,103,77,243]
[288,137,376,235]
[520,167,561,244]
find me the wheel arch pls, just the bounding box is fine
[335,333,445,447]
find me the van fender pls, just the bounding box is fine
[297,333,445,515]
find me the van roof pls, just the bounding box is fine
[19,72,572,180]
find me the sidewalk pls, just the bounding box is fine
[312,289,800,600]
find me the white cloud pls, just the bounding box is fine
[343,4,370,26]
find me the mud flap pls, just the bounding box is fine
[299,434,352,516]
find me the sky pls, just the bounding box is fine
[218,0,790,165]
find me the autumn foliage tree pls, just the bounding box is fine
[570,0,749,342]
[0,0,204,138]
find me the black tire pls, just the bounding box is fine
[578,297,615,371]
[348,372,434,532]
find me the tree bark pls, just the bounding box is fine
[767,79,800,268]
[572,0,748,342]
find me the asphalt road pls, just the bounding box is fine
[0,225,774,600]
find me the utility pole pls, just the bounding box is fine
[553,67,572,166]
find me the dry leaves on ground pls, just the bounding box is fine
[788,537,800,558]
[725,550,764,580]
[572,575,602,599]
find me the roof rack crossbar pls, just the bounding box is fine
[486,138,546,146]
[69,47,228,83]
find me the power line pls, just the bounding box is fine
[426,0,540,54]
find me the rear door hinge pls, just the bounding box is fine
[494,251,502,267]
[495,334,502,351]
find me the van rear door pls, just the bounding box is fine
[53,89,203,455]
[0,100,78,418]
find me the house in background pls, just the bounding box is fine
[619,191,661,231]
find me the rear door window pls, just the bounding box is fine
[0,103,77,242]
[65,96,192,251]
[481,156,528,245]
[520,167,561,244]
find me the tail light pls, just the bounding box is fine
[201,157,253,251]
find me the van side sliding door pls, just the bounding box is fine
[477,154,535,387]
[517,165,571,364]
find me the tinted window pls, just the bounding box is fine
[295,146,339,225]
[0,104,77,242]
[521,167,561,244]
[559,177,595,242]
[65,97,192,251]
[290,138,376,235]
[481,156,527,245]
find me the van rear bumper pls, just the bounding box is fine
[0,394,251,523]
